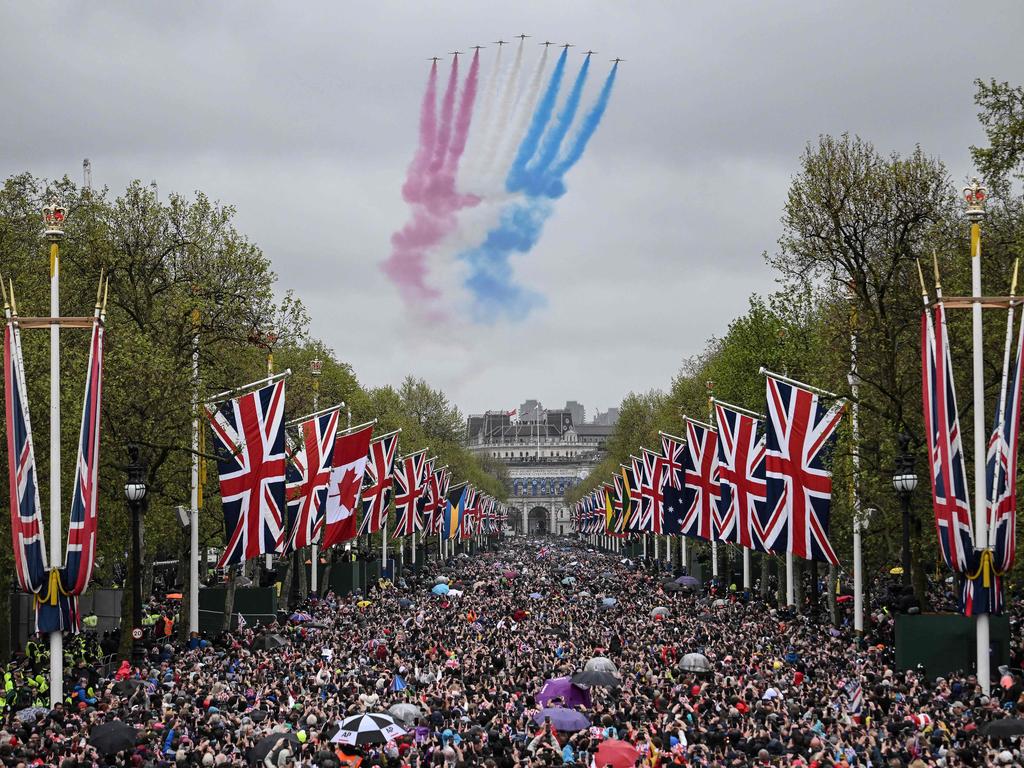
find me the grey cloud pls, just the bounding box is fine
[1,1,1021,416]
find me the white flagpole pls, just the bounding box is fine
[45,203,64,707]
[382,522,388,573]
[848,285,864,633]
[966,181,991,694]
[712,541,719,579]
[412,531,417,566]
[309,361,322,595]
[786,553,795,606]
[189,310,201,634]
[743,548,751,590]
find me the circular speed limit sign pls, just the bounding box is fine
[131,628,143,640]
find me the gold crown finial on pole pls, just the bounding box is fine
[42,199,67,242]
[964,178,986,223]
[310,357,323,377]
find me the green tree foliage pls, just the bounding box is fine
[0,174,505,648]
[572,113,1024,600]
[972,79,1024,193]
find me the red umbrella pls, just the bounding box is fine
[594,739,640,768]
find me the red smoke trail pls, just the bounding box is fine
[401,61,439,204]
[429,56,460,175]
[383,51,482,308]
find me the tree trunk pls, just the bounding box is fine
[760,554,770,600]
[794,558,805,612]
[321,548,337,596]
[118,566,136,660]
[177,528,190,642]
[222,566,237,632]
[279,557,295,611]
[297,548,308,602]
[911,529,928,611]
[828,563,838,627]
[0,569,13,662]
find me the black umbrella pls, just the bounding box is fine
[571,670,622,688]
[983,718,1024,737]
[89,721,139,755]
[248,733,301,765]
[662,581,685,593]
[253,634,288,651]
[249,709,269,723]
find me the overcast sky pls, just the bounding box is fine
[1,3,1021,418]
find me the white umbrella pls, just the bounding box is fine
[680,652,711,673]
[650,606,670,618]
[388,703,424,726]
[584,656,618,674]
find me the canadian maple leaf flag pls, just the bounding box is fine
[321,425,374,549]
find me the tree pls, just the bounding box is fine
[971,79,1024,194]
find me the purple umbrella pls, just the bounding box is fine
[537,677,592,708]
[532,707,591,732]
[674,575,700,588]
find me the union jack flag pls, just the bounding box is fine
[764,375,843,564]
[921,305,974,574]
[60,315,105,598]
[635,450,665,533]
[392,450,428,538]
[207,380,288,567]
[964,302,1024,615]
[461,487,479,539]
[627,459,643,533]
[660,432,684,491]
[6,301,107,633]
[423,465,445,535]
[679,419,719,541]
[987,307,1023,572]
[283,409,339,554]
[358,431,400,535]
[5,309,48,599]
[714,403,767,551]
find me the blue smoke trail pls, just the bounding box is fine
[506,49,568,192]
[462,202,552,322]
[460,63,618,323]
[543,62,619,197]
[525,55,590,191]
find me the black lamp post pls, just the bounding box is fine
[124,445,148,632]
[892,432,918,587]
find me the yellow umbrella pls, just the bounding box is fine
[357,600,372,608]
[889,566,904,575]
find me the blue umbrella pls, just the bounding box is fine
[529,592,543,600]
[431,583,450,595]
[532,707,591,732]
[599,597,617,609]
[674,575,700,588]
[390,674,407,692]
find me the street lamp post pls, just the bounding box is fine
[124,445,148,658]
[892,432,918,588]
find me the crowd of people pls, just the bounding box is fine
[0,538,1022,767]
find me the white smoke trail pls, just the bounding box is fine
[486,44,549,187]
[460,43,504,189]
[476,39,526,192]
